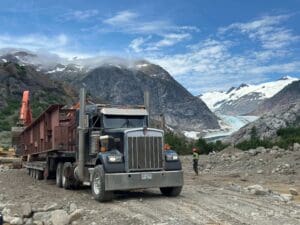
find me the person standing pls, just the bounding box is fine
[192,147,199,176]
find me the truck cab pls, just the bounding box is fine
[84,105,183,201]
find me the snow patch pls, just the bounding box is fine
[201,76,299,111]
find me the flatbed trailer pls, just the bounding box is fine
[16,89,184,202]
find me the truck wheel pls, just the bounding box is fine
[160,186,182,197]
[91,165,113,202]
[56,162,64,187]
[37,170,43,180]
[62,162,72,190]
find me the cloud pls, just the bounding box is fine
[104,10,138,25]
[129,37,146,53]
[129,33,191,52]
[148,34,300,94]
[0,33,69,52]
[219,15,299,49]
[102,10,199,35]
[62,9,99,21]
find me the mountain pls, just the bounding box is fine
[252,80,300,116]
[228,81,300,143]
[229,103,300,144]
[76,62,219,131]
[200,76,298,115]
[0,61,76,131]
[0,49,219,132]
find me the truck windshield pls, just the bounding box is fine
[103,115,147,129]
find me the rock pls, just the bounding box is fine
[256,147,265,153]
[22,202,33,218]
[0,203,6,211]
[68,209,83,223]
[24,218,33,225]
[10,217,23,225]
[51,210,69,225]
[257,170,263,174]
[293,143,300,151]
[289,188,298,196]
[280,194,293,202]
[246,185,270,195]
[69,203,77,213]
[43,203,60,212]
[248,149,258,156]
[33,211,51,222]
[33,221,44,225]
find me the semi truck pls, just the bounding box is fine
[14,88,183,202]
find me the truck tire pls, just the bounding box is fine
[91,165,113,202]
[160,186,182,197]
[37,170,43,180]
[62,162,72,190]
[56,162,63,187]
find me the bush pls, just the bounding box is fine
[236,138,273,151]
[195,138,228,154]
[164,132,193,155]
[236,126,300,151]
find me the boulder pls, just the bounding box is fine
[10,217,23,225]
[69,203,77,213]
[289,188,298,196]
[51,210,69,225]
[246,185,270,195]
[22,202,33,218]
[293,143,300,151]
[69,209,83,223]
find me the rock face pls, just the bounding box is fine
[229,103,300,143]
[252,80,300,116]
[76,63,219,131]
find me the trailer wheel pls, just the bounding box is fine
[160,186,182,197]
[91,165,113,202]
[62,162,72,190]
[56,163,64,187]
[37,170,43,180]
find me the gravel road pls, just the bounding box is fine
[0,149,300,225]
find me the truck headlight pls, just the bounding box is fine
[165,153,179,161]
[107,155,123,163]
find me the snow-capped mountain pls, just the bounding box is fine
[0,48,220,132]
[200,76,299,115]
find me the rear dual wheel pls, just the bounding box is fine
[56,162,81,190]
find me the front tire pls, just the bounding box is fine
[160,186,182,197]
[91,165,113,202]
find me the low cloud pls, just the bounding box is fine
[0,33,69,50]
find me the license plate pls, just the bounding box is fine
[141,173,152,180]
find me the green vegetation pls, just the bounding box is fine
[195,138,229,155]
[164,132,193,155]
[0,98,20,131]
[164,131,228,155]
[236,126,300,150]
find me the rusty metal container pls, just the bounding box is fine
[19,105,77,156]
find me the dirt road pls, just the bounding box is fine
[0,149,300,225]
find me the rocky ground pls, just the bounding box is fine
[0,145,300,225]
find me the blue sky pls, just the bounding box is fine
[1,0,300,94]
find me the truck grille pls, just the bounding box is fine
[127,136,163,171]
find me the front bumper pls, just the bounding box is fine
[105,170,183,191]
